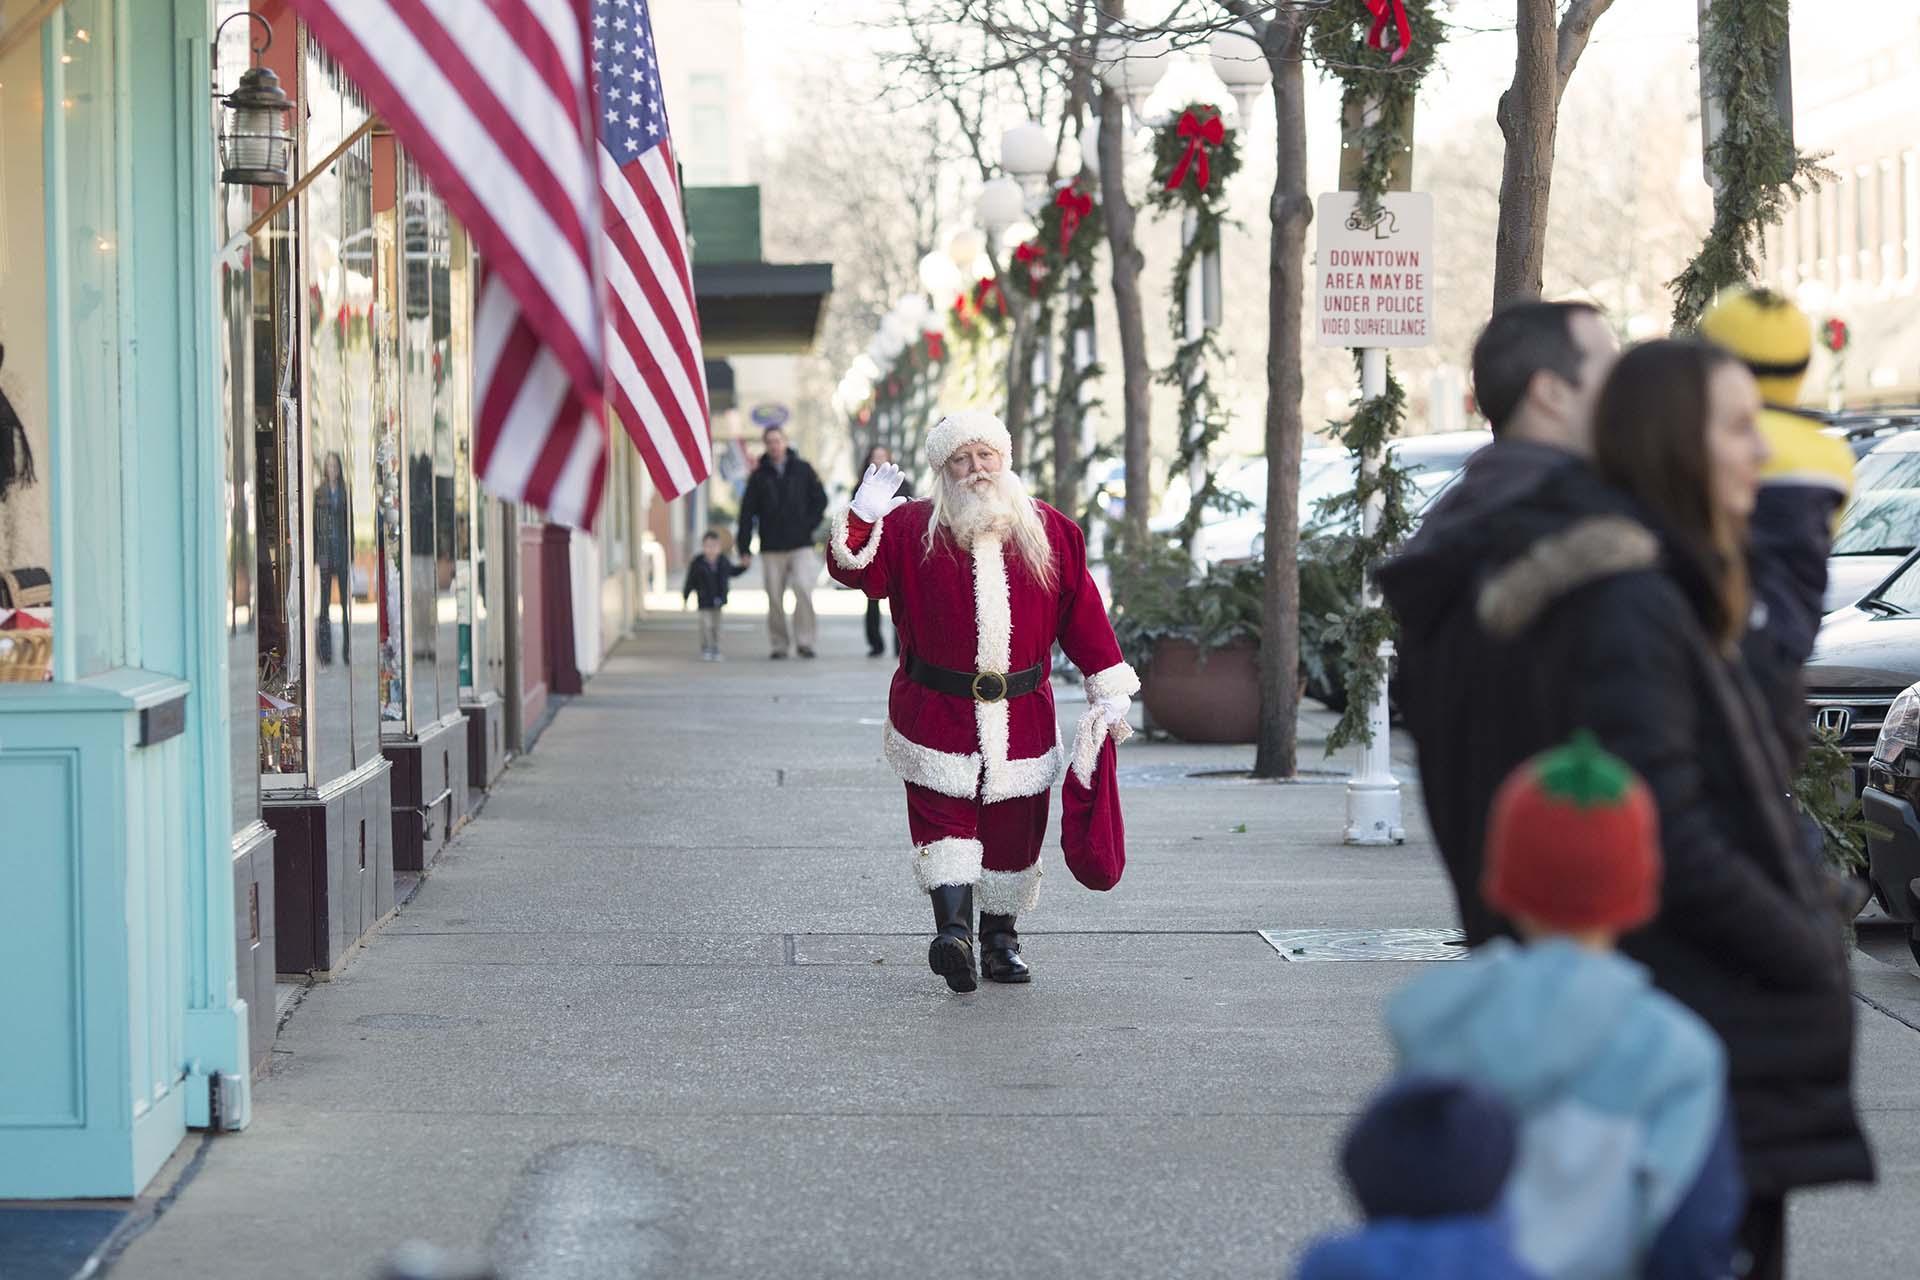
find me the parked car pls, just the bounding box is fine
[1200,430,1492,568]
[1825,406,1920,459]
[1805,549,1920,797]
[1828,430,1920,611]
[1862,676,1920,966]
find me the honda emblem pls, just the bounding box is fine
[1813,706,1853,737]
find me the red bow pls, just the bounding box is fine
[1013,240,1048,296]
[1055,185,1093,254]
[974,276,1006,316]
[1366,0,1412,65]
[1165,108,1227,192]
[924,330,945,361]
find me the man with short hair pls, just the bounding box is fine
[827,411,1135,992]
[1377,301,1620,944]
[736,426,829,659]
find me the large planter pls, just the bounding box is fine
[1140,636,1261,743]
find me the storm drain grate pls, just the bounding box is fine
[1259,927,1466,961]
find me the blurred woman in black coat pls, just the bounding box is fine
[1462,341,1871,1279]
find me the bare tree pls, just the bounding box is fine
[1212,0,1311,780]
[1490,0,1616,307]
[1096,2,1156,546]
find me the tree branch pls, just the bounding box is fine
[1555,0,1617,101]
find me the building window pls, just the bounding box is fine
[0,2,125,682]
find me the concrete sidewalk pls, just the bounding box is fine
[115,614,1920,1279]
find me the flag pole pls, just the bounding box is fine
[0,0,71,62]
[241,115,381,241]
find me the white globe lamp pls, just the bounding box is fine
[978,177,1026,238]
[918,251,964,307]
[947,227,985,274]
[1001,120,1054,197]
[1208,23,1270,120]
[1096,33,1170,116]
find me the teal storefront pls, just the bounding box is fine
[0,0,252,1196]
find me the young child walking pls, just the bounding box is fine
[683,530,745,661]
[1386,734,1745,1280]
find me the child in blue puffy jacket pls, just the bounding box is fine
[1386,736,1745,1280]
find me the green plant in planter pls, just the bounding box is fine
[1108,532,1262,673]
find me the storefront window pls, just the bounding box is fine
[341,90,379,770]
[304,42,352,785]
[402,156,450,728]
[0,2,123,682]
[0,11,55,681]
[434,225,463,713]
[373,139,406,730]
[218,114,260,825]
[254,199,304,777]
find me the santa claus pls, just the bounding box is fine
[827,410,1137,992]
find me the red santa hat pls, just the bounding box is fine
[924,410,1013,471]
[1061,706,1126,890]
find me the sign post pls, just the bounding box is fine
[1316,190,1434,846]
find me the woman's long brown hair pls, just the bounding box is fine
[1592,339,1750,651]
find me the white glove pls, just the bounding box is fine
[1097,695,1133,744]
[850,462,907,522]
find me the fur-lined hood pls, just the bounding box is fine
[1379,457,1662,648]
[1474,516,1660,640]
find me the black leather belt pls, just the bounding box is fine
[906,655,1045,703]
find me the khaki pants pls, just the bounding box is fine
[759,548,817,654]
[698,608,722,652]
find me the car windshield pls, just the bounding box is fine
[1834,450,1920,555]
[1864,553,1920,615]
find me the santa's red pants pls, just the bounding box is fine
[905,782,1048,917]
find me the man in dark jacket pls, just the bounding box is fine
[1378,301,1618,943]
[736,426,829,659]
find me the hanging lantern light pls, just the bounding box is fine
[216,14,294,188]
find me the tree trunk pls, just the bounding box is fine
[1052,288,1084,515]
[1096,45,1151,545]
[1253,14,1310,781]
[1006,301,1033,472]
[1491,0,1558,307]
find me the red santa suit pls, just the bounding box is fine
[826,495,1139,917]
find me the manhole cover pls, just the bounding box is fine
[1259,928,1466,961]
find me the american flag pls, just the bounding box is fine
[592,0,712,500]
[288,0,710,528]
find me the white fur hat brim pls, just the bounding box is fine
[925,410,1013,471]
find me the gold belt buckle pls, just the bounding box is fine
[971,670,1009,703]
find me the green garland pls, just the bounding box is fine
[1669,0,1829,330]
[1307,1,1444,754]
[1147,104,1241,546]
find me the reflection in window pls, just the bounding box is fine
[0,22,50,678]
[255,204,305,774]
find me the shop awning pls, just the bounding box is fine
[693,262,833,356]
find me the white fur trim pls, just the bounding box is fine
[913,837,984,892]
[884,721,981,799]
[1083,662,1141,702]
[925,409,1013,471]
[978,862,1043,916]
[1069,707,1107,788]
[972,534,1013,672]
[829,509,882,572]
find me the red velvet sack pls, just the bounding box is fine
[1062,735,1125,890]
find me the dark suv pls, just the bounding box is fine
[1810,549,1920,962]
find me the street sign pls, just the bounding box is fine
[1314,192,1435,349]
[749,403,789,429]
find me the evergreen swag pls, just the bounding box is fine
[1670,0,1829,330]
[1148,104,1241,547]
[1307,0,1444,753]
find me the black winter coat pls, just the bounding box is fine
[737,453,828,554]
[1380,462,1872,1197]
[683,555,745,609]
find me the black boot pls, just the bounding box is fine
[927,884,977,993]
[979,913,1031,984]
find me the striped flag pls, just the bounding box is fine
[290,0,709,528]
[591,0,711,499]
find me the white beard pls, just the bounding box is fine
[940,469,1023,547]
